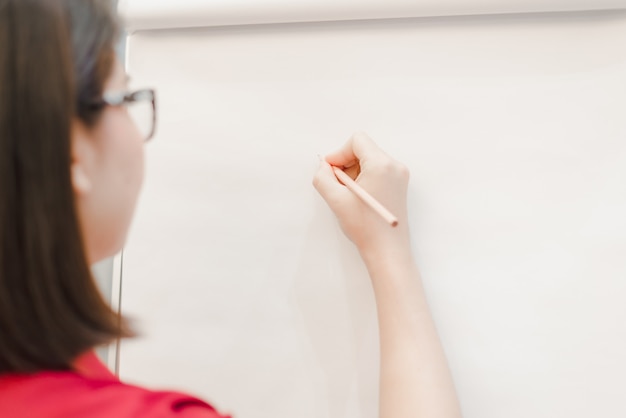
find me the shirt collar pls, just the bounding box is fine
[73,350,119,382]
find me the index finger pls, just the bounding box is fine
[324,132,382,168]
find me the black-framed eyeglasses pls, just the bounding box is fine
[91,89,157,142]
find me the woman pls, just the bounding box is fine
[0,0,462,417]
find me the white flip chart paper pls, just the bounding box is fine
[118,8,626,418]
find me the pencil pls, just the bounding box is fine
[331,166,399,228]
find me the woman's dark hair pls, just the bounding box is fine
[0,0,134,373]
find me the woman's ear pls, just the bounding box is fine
[71,164,92,194]
[70,119,94,196]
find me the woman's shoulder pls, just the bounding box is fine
[0,352,230,418]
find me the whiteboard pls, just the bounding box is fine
[118,5,626,418]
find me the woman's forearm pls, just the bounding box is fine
[362,249,462,418]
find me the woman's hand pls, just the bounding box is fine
[313,132,412,263]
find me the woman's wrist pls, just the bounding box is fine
[358,239,415,274]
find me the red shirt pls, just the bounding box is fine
[0,351,230,418]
